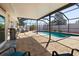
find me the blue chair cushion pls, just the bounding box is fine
[58,53,72,56]
[10,51,26,56]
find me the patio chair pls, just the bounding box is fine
[0,47,30,56]
[52,49,79,56]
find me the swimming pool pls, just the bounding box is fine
[39,32,79,38]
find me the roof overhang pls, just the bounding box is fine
[0,3,75,20]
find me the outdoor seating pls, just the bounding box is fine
[52,49,79,56]
[0,47,30,56]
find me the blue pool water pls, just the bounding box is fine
[39,32,79,38]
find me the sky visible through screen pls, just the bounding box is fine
[23,4,79,25]
[0,16,5,25]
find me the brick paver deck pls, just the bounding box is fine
[16,31,79,56]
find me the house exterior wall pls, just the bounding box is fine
[0,7,18,48]
[38,24,79,33]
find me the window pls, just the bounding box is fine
[0,15,5,44]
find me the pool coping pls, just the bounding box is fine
[37,32,79,51]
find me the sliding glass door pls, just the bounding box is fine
[0,15,5,44]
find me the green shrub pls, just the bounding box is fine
[59,30,62,32]
[0,24,5,30]
[53,30,57,32]
[30,25,36,31]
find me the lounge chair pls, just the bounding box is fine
[0,47,30,56]
[52,49,79,56]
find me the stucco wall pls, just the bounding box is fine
[0,7,18,48]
